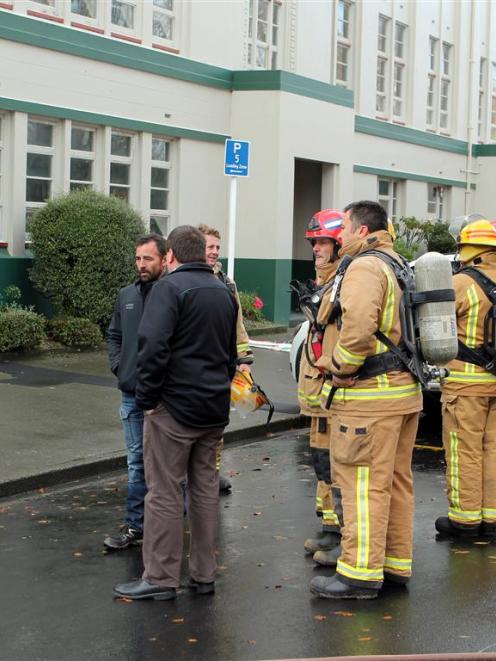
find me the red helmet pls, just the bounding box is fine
[306,209,344,243]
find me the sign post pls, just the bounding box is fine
[224,139,250,280]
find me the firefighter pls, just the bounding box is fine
[297,209,344,559]
[310,200,422,600]
[435,218,496,539]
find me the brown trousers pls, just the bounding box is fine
[442,394,496,526]
[331,411,419,587]
[142,405,224,588]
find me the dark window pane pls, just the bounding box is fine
[71,0,97,17]
[110,186,129,201]
[151,167,168,188]
[111,133,131,157]
[150,189,168,210]
[71,127,93,151]
[150,215,169,235]
[110,162,130,185]
[71,158,92,182]
[26,179,51,202]
[27,153,51,177]
[27,121,53,147]
[153,12,173,39]
[152,138,169,161]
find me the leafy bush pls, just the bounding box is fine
[393,217,426,260]
[0,285,22,311]
[0,308,45,352]
[29,190,145,331]
[48,316,103,348]
[238,291,265,322]
[425,221,456,254]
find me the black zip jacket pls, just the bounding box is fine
[107,280,154,394]
[135,262,238,428]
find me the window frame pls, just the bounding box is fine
[378,178,399,222]
[247,0,282,71]
[426,36,438,129]
[152,0,176,46]
[70,0,99,23]
[376,15,390,117]
[110,0,140,36]
[70,124,96,192]
[392,21,406,120]
[427,184,447,220]
[335,0,353,88]
[149,136,171,236]
[109,130,134,202]
[25,118,55,209]
[439,42,452,132]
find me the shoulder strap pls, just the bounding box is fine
[459,267,496,304]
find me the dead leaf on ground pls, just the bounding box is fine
[38,488,46,494]
[262,457,271,461]
[257,562,265,567]
[314,615,327,621]
[247,640,257,645]
[38,520,50,525]
[171,618,184,624]
[116,597,133,603]
[149,637,158,642]
[383,615,393,620]
[358,637,372,642]
[453,550,470,554]
[332,611,354,617]
[72,552,83,558]
[253,512,262,516]
[217,565,227,571]
[274,584,282,589]
[187,638,198,644]
[473,541,490,545]
[273,535,288,541]
[228,471,240,477]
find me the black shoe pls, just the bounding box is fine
[188,578,215,595]
[104,524,143,550]
[113,579,176,601]
[481,521,496,538]
[304,530,341,554]
[219,475,232,493]
[313,545,341,567]
[383,571,409,585]
[310,575,379,600]
[435,516,479,538]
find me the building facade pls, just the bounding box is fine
[1,0,496,322]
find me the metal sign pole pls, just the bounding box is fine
[227,176,237,281]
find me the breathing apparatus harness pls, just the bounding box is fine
[322,249,453,409]
[456,265,496,375]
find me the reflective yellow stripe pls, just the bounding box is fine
[315,496,323,508]
[332,382,421,402]
[465,284,479,349]
[375,265,395,353]
[337,559,383,582]
[384,556,412,572]
[482,507,496,519]
[357,466,370,569]
[335,343,366,367]
[298,390,322,408]
[445,370,496,384]
[448,431,460,508]
[449,507,481,523]
[322,510,340,525]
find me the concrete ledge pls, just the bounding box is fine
[0,415,308,499]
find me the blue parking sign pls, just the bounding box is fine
[224,139,250,177]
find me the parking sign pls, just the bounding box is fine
[224,139,250,177]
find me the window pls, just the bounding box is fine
[440,42,451,130]
[427,184,446,220]
[376,15,389,115]
[153,0,174,42]
[70,126,95,191]
[248,0,280,70]
[110,131,133,201]
[26,120,53,205]
[71,0,97,19]
[393,23,406,119]
[426,37,437,127]
[150,137,171,236]
[378,178,398,221]
[478,58,486,141]
[491,62,496,141]
[111,0,135,29]
[335,0,352,88]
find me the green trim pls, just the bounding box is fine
[355,116,468,155]
[353,165,473,189]
[0,97,228,143]
[232,70,354,108]
[473,144,496,157]
[0,11,232,90]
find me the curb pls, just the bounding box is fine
[247,325,288,336]
[0,415,308,500]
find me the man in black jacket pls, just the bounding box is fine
[105,234,167,550]
[113,225,237,601]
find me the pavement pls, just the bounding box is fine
[1,430,496,661]
[0,332,302,497]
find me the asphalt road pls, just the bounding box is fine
[1,430,496,661]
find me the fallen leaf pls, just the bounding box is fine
[274,584,282,589]
[116,597,132,603]
[172,618,184,624]
[253,512,262,516]
[217,565,227,571]
[247,640,257,645]
[252,468,262,472]
[38,520,50,525]
[187,638,198,644]
[38,488,46,494]
[332,611,354,617]
[453,550,470,554]
[314,615,327,621]
[358,637,372,642]
[149,637,157,642]
[383,615,393,620]
[273,535,288,541]
[257,563,265,567]
[473,541,490,545]
[72,552,83,558]
[262,457,271,461]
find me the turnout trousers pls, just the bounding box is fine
[331,411,419,588]
[141,405,224,588]
[309,417,340,530]
[442,394,496,527]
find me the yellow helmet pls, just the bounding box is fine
[230,369,274,422]
[387,218,397,241]
[458,219,496,248]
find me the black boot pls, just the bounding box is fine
[310,575,379,600]
[435,516,479,538]
[313,545,341,567]
[481,521,496,538]
[304,529,341,554]
[219,475,232,493]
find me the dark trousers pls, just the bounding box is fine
[142,405,224,588]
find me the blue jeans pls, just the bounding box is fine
[120,392,146,531]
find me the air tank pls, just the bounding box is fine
[414,252,458,365]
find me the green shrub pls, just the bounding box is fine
[0,285,22,311]
[29,190,145,331]
[238,291,265,322]
[52,316,103,348]
[425,221,457,254]
[0,308,45,352]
